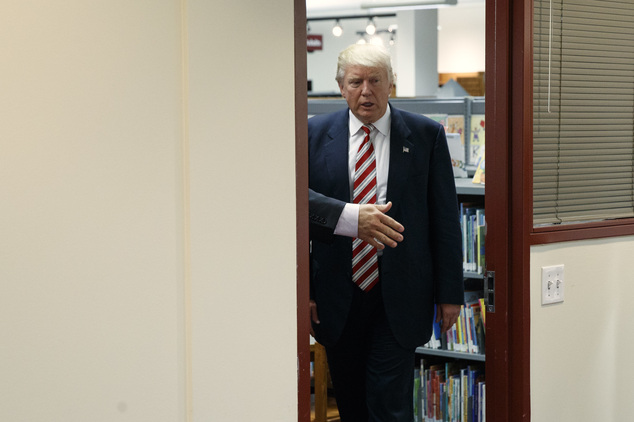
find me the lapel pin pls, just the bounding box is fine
[402,146,410,153]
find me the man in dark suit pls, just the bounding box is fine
[308,44,464,422]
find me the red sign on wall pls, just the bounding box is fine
[307,34,323,52]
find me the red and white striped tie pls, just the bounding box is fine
[352,125,379,291]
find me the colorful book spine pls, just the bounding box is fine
[417,363,486,421]
[459,204,485,274]
[422,299,485,357]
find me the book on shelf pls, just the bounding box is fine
[447,133,468,178]
[447,116,465,147]
[476,208,486,274]
[460,203,486,275]
[416,359,486,422]
[478,298,486,328]
[423,291,485,356]
[468,114,485,165]
[414,370,422,421]
[472,151,485,185]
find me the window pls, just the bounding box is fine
[533,0,634,227]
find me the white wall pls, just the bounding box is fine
[186,0,298,420]
[0,0,298,421]
[1,1,185,420]
[437,3,486,74]
[531,236,634,421]
[396,9,439,97]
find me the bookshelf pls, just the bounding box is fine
[418,176,486,350]
[415,347,485,362]
[455,178,485,196]
[464,271,484,280]
[417,175,486,422]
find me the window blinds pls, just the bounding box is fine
[533,0,634,226]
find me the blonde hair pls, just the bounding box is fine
[335,44,394,85]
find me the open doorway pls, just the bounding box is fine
[296,0,528,420]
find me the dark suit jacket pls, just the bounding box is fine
[308,105,464,350]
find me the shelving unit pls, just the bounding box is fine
[455,178,485,196]
[415,347,486,362]
[417,170,486,421]
[417,174,486,360]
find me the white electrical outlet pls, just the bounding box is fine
[541,265,564,305]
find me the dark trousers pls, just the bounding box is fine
[325,283,416,422]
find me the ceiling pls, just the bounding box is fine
[306,0,484,18]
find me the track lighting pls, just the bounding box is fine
[305,15,397,47]
[332,20,343,37]
[365,18,376,35]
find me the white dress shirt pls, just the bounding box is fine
[334,106,391,238]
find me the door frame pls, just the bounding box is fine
[484,0,532,419]
[294,0,532,418]
[294,1,310,421]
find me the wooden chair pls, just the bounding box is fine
[310,342,339,422]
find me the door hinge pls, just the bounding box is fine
[484,271,495,313]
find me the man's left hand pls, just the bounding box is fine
[436,303,461,333]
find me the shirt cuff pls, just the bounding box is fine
[334,203,359,238]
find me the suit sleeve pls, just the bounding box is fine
[428,126,465,305]
[309,188,346,244]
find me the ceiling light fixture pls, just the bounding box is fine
[332,20,343,37]
[365,18,376,35]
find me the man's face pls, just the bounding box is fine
[339,65,393,124]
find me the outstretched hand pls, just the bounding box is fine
[358,201,404,249]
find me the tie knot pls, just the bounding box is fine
[362,125,372,135]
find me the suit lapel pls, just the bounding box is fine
[319,107,414,205]
[387,107,414,205]
[324,110,351,202]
